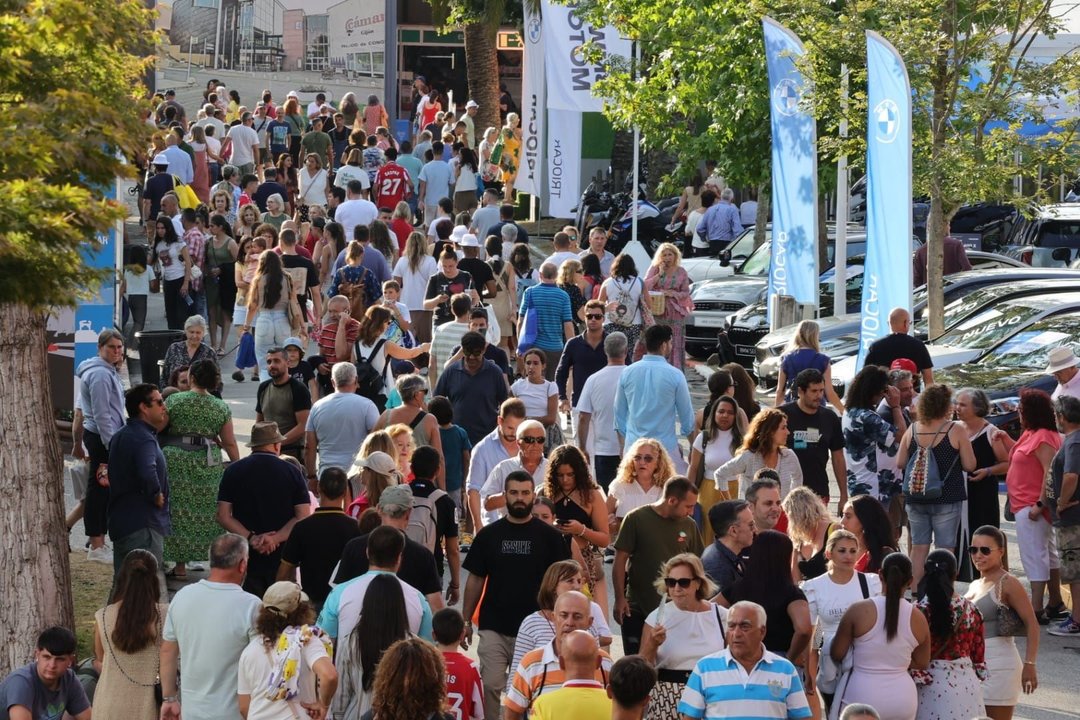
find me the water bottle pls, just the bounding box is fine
[183,293,194,308]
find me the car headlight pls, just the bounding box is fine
[768,344,783,356]
[987,396,1021,418]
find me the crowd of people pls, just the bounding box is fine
[3,83,1077,720]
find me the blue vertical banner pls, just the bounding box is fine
[858,31,912,369]
[762,17,818,326]
[74,179,121,371]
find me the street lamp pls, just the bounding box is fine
[186,35,198,82]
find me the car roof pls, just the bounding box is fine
[1033,203,1080,220]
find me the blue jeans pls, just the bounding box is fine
[254,310,292,381]
[907,501,962,547]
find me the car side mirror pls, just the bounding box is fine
[1052,247,1071,263]
[718,249,732,267]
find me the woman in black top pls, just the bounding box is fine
[955,387,1014,532]
[717,530,812,661]
[784,486,836,582]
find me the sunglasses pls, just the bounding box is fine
[968,546,994,556]
[634,454,655,463]
[520,436,545,444]
[585,313,604,320]
[664,577,695,588]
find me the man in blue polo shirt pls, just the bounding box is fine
[679,601,812,720]
[518,262,573,380]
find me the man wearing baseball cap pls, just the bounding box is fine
[216,421,311,596]
[333,465,445,612]
[142,153,175,223]
[1048,346,1080,401]
[463,100,479,147]
[457,232,497,300]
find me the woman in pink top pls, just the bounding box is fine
[363,94,390,137]
[1005,389,1068,623]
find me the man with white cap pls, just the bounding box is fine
[457,232,497,300]
[142,154,176,222]
[463,99,479,147]
[1049,346,1080,401]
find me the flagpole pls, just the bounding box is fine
[631,39,640,244]
[834,64,849,318]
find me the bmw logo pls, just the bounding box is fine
[772,78,801,117]
[874,99,900,144]
[528,17,541,44]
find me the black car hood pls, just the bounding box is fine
[933,364,1056,397]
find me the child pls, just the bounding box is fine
[432,608,484,720]
[381,280,416,375]
[283,336,319,400]
[428,396,471,517]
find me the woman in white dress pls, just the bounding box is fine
[296,153,329,222]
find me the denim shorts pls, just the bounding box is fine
[907,501,962,547]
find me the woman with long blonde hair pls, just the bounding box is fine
[392,230,438,343]
[644,242,692,368]
[606,439,675,536]
[774,319,845,411]
[783,486,837,582]
[557,258,588,328]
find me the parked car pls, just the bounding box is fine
[752,265,1080,387]
[830,290,1080,394]
[1004,203,1080,266]
[685,226,875,358]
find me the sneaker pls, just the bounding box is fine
[1045,602,1071,620]
[232,370,245,382]
[86,545,113,564]
[1048,617,1080,636]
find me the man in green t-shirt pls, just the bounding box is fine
[300,116,333,169]
[612,475,704,654]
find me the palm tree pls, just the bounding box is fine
[428,0,508,134]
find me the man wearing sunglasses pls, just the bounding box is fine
[480,420,550,518]
[104,383,171,585]
[556,299,609,440]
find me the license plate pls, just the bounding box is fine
[735,345,755,357]
[694,315,727,328]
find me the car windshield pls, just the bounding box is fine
[916,284,1047,339]
[982,313,1080,369]
[739,240,772,276]
[933,299,1050,350]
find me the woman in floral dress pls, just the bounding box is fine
[162,359,240,577]
[913,549,987,720]
[643,243,692,369]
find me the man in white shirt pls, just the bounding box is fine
[577,332,628,492]
[160,533,261,720]
[1049,346,1080,401]
[578,227,615,278]
[221,112,262,177]
[161,134,194,184]
[544,232,580,269]
[334,179,379,243]
[480,420,549,519]
[463,100,479,147]
[195,104,227,140]
[307,92,327,119]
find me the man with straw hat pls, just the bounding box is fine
[1048,346,1080,401]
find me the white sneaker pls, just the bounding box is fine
[86,545,113,564]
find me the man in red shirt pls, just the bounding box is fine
[433,608,484,720]
[311,295,361,396]
[374,147,411,210]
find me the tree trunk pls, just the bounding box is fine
[464,23,501,140]
[610,129,634,185]
[926,2,955,339]
[754,183,770,247]
[0,304,74,675]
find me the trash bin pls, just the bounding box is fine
[134,329,184,387]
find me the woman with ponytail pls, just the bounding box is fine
[912,550,987,720]
[92,550,168,719]
[830,553,930,720]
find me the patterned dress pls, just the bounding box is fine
[162,391,232,563]
[643,265,691,369]
[842,407,901,505]
[160,341,218,390]
[913,595,987,720]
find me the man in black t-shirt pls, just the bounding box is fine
[333,483,444,611]
[278,229,322,323]
[409,447,461,599]
[457,234,496,299]
[142,155,176,222]
[255,349,313,462]
[424,250,475,327]
[277,467,360,608]
[490,203,530,246]
[461,470,571,720]
[216,421,311,596]
[864,307,934,386]
[780,368,846,509]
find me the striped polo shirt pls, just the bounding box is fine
[519,282,572,351]
[677,648,811,720]
[503,640,613,715]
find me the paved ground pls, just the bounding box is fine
[65,222,1079,719]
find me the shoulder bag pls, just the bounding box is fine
[993,573,1026,636]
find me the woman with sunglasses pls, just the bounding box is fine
[606,439,676,537]
[640,553,726,719]
[511,349,562,450]
[964,525,1040,720]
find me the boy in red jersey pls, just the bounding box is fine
[433,608,484,720]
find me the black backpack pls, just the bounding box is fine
[354,338,388,403]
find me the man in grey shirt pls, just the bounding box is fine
[305,362,379,485]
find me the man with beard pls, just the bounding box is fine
[461,470,571,720]
[745,473,784,533]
